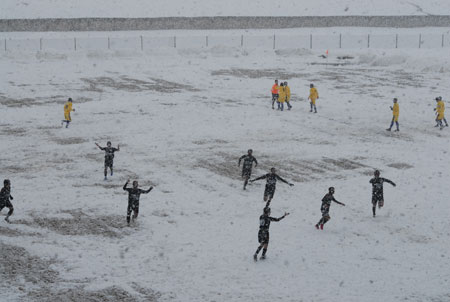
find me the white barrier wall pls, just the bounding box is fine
[2,33,450,52]
[275,34,310,49]
[208,35,241,48]
[42,38,74,51]
[5,38,40,51]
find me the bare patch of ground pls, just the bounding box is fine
[0,95,90,108]
[52,137,88,145]
[194,151,369,183]
[0,226,40,237]
[81,76,199,93]
[211,68,307,79]
[17,209,129,238]
[0,126,27,136]
[0,242,59,286]
[387,162,414,169]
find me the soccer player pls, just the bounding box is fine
[284,81,292,110]
[238,149,258,190]
[123,180,153,225]
[370,170,396,217]
[386,98,399,132]
[315,187,345,230]
[434,96,448,130]
[271,80,279,110]
[308,84,319,113]
[253,207,289,261]
[0,179,14,223]
[95,141,120,180]
[250,168,294,207]
[278,83,285,111]
[62,98,75,128]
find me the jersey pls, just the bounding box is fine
[254,173,288,186]
[124,187,147,205]
[259,214,282,231]
[239,155,257,170]
[392,103,399,116]
[309,87,319,100]
[285,86,291,101]
[278,86,286,103]
[370,177,394,199]
[437,100,445,119]
[102,147,118,161]
[271,84,279,94]
[0,187,13,207]
[64,102,72,114]
[321,193,337,213]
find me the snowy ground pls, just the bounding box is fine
[1,0,450,19]
[1,44,450,302]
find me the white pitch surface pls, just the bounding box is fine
[1,0,450,19]
[0,46,450,301]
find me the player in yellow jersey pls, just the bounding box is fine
[277,83,286,111]
[62,98,75,128]
[284,81,292,110]
[386,98,399,132]
[434,96,448,130]
[308,84,319,113]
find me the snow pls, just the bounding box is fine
[1,0,450,19]
[1,42,450,301]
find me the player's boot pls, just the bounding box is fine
[104,176,107,181]
[253,254,257,262]
[320,224,324,230]
[260,255,266,260]
[386,128,391,131]
[4,216,10,223]
[315,224,319,230]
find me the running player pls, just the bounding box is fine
[271,80,279,110]
[250,168,294,207]
[284,81,292,110]
[370,170,396,217]
[434,97,448,130]
[308,83,319,113]
[386,98,399,132]
[253,207,289,261]
[315,187,345,230]
[0,179,14,223]
[95,141,120,180]
[62,98,75,128]
[123,179,153,225]
[238,149,258,190]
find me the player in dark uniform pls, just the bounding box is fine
[123,179,153,225]
[0,179,14,223]
[315,187,345,230]
[250,168,294,207]
[253,207,289,261]
[370,170,396,217]
[238,149,258,190]
[95,141,120,180]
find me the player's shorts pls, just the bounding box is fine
[372,196,384,208]
[392,115,399,122]
[127,201,139,214]
[0,199,13,209]
[264,185,276,199]
[64,112,71,121]
[242,168,252,178]
[272,93,279,101]
[258,229,269,244]
[321,209,330,218]
[104,158,114,168]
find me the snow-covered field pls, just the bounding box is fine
[1,0,450,19]
[1,44,450,302]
